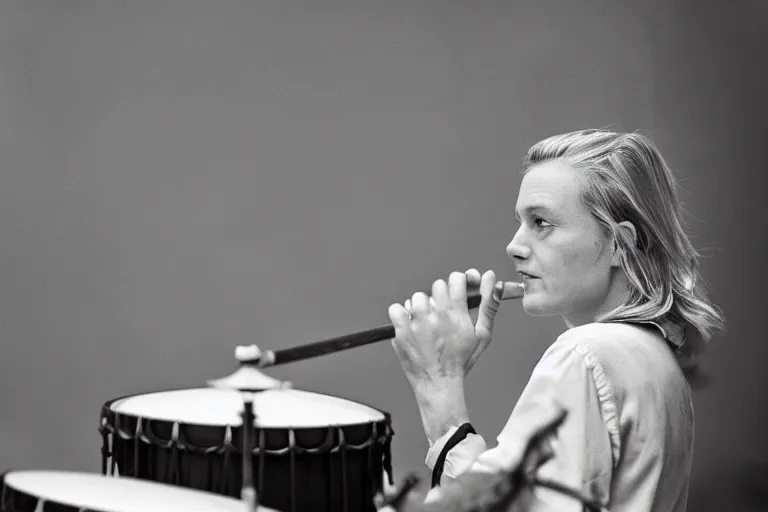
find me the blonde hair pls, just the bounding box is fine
[522,128,725,369]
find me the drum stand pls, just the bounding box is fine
[208,345,292,512]
[240,393,257,511]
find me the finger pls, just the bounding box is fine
[404,299,411,317]
[431,279,451,310]
[388,303,416,361]
[410,292,430,319]
[465,268,482,290]
[448,271,469,314]
[388,303,413,334]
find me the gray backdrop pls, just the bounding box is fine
[1,1,766,510]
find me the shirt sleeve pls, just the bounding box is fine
[422,333,617,509]
[423,423,488,489]
[506,336,615,510]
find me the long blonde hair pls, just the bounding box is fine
[522,129,725,369]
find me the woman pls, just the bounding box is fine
[386,129,726,511]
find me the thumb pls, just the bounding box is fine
[474,271,502,341]
[465,272,502,373]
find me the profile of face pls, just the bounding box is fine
[506,160,630,327]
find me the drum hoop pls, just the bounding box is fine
[102,387,393,427]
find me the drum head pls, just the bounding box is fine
[1,470,279,512]
[109,387,385,427]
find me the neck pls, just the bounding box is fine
[562,271,631,329]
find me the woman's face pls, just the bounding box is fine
[506,160,624,327]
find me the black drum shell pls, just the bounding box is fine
[98,391,395,512]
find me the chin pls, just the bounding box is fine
[521,294,559,317]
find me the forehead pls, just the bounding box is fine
[516,160,584,215]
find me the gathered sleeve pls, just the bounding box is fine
[423,333,619,509]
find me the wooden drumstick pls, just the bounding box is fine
[245,281,524,368]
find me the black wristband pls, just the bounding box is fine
[431,422,477,488]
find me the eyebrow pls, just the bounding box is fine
[513,204,557,222]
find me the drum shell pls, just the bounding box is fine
[99,392,395,512]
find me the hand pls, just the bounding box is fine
[388,269,507,388]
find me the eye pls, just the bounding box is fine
[533,217,553,229]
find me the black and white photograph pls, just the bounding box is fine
[0,1,766,511]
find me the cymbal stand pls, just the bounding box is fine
[207,344,291,512]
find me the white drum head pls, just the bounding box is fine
[109,388,385,428]
[2,470,279,512]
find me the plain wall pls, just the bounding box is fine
[1,1,766,510]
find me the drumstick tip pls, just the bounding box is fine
[236,344,262,362]
[496,281,525,301]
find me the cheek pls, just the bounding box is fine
[555,241,592,275]
[551,239,607,287]
[559,248,581,272]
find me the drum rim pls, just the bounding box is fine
[101,387,393,430]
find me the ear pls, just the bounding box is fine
[611,220,637,267]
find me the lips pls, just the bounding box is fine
[517,272,538,291]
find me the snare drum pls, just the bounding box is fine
[99,388,394,512]
[0,470,279,511]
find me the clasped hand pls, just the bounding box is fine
[388,269,505,387]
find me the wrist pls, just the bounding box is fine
[412,377,470,445]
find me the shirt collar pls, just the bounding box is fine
[635,317,686,354]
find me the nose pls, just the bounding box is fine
[506,228,532,261]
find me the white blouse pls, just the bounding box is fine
[423,321,694,511]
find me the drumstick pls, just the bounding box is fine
[248,282,523,368]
